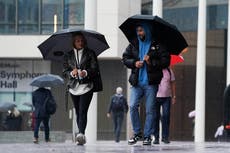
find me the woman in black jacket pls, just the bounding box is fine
[63,33,102,145]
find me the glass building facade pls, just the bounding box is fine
[142,0,228,31]
[0,0,84,34]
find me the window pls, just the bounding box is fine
[18,0,39,34]
[63,0,84,29]
[0,0,16,34]
[0,0,84,35]
[41,0,63,34]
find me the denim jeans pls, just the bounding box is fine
[130,84,158,138]
[154,97,171,139]
[34,117,50,140]
[112,112,124,142]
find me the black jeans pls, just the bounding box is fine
[71,90,93,134]
[34,117,50,140]
[154,97,171,140]
[112,112,124,142]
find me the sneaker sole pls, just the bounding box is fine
[143,143,151,145]
[128,141,137,145]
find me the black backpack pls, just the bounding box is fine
[43,92,57,115]
[112,96,124,111]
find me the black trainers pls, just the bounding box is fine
[162,138,170,144]
[45,138,51,143]
[128,133,142,145]
[153,138,159,144]
[143,137,152,145]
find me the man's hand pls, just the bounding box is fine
[135,61,144,68]
[144,55,151,65]
[71,68,78,78]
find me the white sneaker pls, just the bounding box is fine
[76,133,86,145]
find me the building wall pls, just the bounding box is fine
[97,59,127,140]
[170,30,226,141]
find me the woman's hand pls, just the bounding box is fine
[172,97,176,104]
[71,68,78,78]
[79,70,87,78]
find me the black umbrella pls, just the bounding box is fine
[38,29,110,61]
[119,15,188,55]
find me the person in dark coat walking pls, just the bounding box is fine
[122,23,170,145]
[32,87,53,143]
[63,33,102,145]
[107,87,128,143]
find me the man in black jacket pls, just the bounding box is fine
[122,24,170,145]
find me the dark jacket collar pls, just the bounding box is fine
[68,48,89,67]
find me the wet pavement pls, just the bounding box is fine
[1,141,230,153]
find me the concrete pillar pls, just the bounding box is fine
[195,0,207,143]
[227,0,230,85]
[152,0,163,141]
[152,0,163,17]
[123,0,141,140]
[84,0,97,143]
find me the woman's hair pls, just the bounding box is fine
[72,33,87,48]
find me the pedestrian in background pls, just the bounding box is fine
[153,68,176,144]
[32,87,54,143]
[107,87,128,143]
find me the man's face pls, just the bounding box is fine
[74,35,85,49]
[136,26,146,41]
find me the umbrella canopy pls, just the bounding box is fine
[38,29,110,61]
[23,102,33,107]
[119,15,188,55]
[170,55,184,65]
[30,74,64,87]
[0,102,17,112]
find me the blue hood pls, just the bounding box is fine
[137,23,152,85]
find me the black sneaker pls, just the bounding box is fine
[162,138,170,144]
[128,133,142,145]
[45,138,51,143]
[143,137,152,145]
[153,138,159,144]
